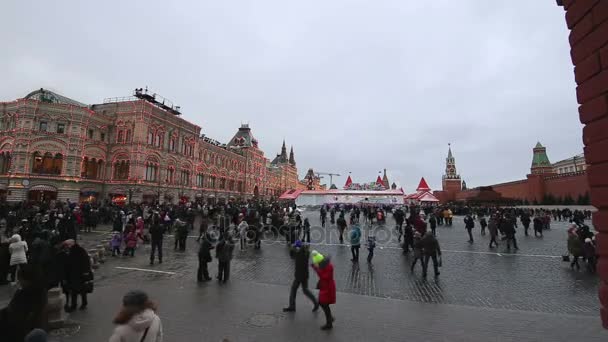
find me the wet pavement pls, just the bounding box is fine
[1,211,605,341]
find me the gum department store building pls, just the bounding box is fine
[0,88,299,204]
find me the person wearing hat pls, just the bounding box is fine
[109,290,163,342]
[283,240,318,313]
[311,250,336,330]
[583,237,596,273]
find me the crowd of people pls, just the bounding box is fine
[0,197,599,339]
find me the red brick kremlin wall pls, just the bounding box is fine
[561,0,608,328]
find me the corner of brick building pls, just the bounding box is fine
[562,0,608,328]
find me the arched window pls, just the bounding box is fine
[81,157,102,179]
[126,129,131,143]
[0,152,11,174]
[32,152,62,175]
[155,133,162,147]
[113,160,130,180]
[147,130,154,145]
[117,130,124,143]
[169,137,176,151]
[145,162,158,182]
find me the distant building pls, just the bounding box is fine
[434,142,590,204]
[552,153,587,175]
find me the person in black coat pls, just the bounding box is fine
[420,233,442,278]
[0,264,48,342]
[283,241,318,312]
[0,237,9,285]
[63,241,92,312]
[149,214,164,265]
[464,214,475,243]
[197,233,214,282]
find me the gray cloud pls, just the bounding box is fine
[0,0,582,192]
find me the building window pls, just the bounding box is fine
[101,132,105,142]
[32,152,62,175]
[57,123,65,134]
[169,138,175,152]
[81,157,103,180]
[148,130,154,145]
[168,168,175,184]
[0,152,11,174]
[155,134,162,147]
[180,170,190,186]
[117,130,123,143]
[126,129,131,142]
[39,121,48,132]
[196,174,204,187]
[145,164,158,181]
[88,129,94,139]
[113,160,130,180]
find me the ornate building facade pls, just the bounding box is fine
[0,88,299,203]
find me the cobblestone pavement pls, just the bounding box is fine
[83,211,600,317]
[1,211,604,341]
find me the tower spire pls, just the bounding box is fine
[289,146,295,165]
[280,139,287,162]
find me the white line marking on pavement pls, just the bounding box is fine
[497,253,503,257]
[115,267,176,275]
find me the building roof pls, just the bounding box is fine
[552,153,586,166]
[24,88,88,107]
[416,177,431,191]
[344,175,353,189]
[227,124,258,148]
[531,142,551,167]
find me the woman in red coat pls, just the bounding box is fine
[311,250,336,330]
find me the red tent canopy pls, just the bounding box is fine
[344,175,353,189]
[376,176,384,187]
[416,177,431,192]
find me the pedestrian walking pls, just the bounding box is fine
[238,214,248,250]
[283,240,318,312]
[429,214,437,236]
[479,215,487,236]
[366,235,376,263]
[410,232,423,273]
[311,250,336,330]
[216,234,235,283]
[197,233,214,282]
[110,231,122,257]
[567,227,583,270]
[420,232,442,278]
[302,218,311,243]
[488,216,499,248]
[350,224,361,262]
[464,214,474,243]
[149,214,164,265]
[109,290,163,342]
[63,240,93,312]
[336,214,347,244]
[8,234,27,283]
[123,226,137,257]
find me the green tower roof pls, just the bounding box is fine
[531,142,551,167]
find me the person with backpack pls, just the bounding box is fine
[149,214,164,265]
[109,290,163,342]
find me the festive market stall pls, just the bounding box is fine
[404,177,440,205]
[293,189,405,207]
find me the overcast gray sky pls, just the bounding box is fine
[0,1,582,192]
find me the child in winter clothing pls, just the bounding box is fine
[110,232,122,256]
[123,226,138,257]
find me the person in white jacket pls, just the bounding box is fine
[8,234,27,283]
[109,290,163,342]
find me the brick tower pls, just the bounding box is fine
[442,144,462,195]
